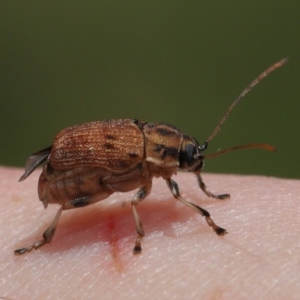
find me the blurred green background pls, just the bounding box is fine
[0,1,299,179]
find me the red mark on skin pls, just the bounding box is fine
[108,215,124,272]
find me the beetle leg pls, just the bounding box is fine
[196,173,230,200]
[14,207,63,255]
[14,196,97,255]
[131,182,152,254]
[166,178,227,236]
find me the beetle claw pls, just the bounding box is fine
[216,228,228,236]
[133,245,142,254]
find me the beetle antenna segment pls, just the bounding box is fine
[206,58,288,143]
[203,143,277,159]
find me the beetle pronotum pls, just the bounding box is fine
[15,58,287,255]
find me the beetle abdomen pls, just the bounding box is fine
[50,119,145,171]
[38,168,114,206]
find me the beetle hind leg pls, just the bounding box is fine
[131,182,152,254]
[196,173,230,200]
[14,206,63,255]
[166,178,227,236]
[14,196,97,255]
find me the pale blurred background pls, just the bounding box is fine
[0,1,299,178]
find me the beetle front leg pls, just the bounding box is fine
[15,206,63,255]
[131,182,152,254]
[166,178,227,236]
[196,173,230,200]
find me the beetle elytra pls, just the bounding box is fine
[15,58,287,255]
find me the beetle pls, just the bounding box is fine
[15,58,287,255]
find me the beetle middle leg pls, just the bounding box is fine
[166,178,227,235]
[131,181,152,254]
[196,173,230,200]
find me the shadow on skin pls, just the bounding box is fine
[16,194,211,255]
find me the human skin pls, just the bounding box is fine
[1,166,300,299]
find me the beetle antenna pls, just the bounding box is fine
[206,58,288,144]
[203,143,276,159]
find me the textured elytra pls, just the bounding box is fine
[50,119,144,171]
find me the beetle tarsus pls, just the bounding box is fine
[133,246,142,254]
[14,248,29,255]
[217,193,230,200]
[205,216,227,235]
[14,239,46,255]
[196,173,230,200]
[216,227,227,236]
[133,237,143,254]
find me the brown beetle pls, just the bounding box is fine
[15,58,287,255]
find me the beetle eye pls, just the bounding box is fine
[185,144,196,166]
[179,143,199,169]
